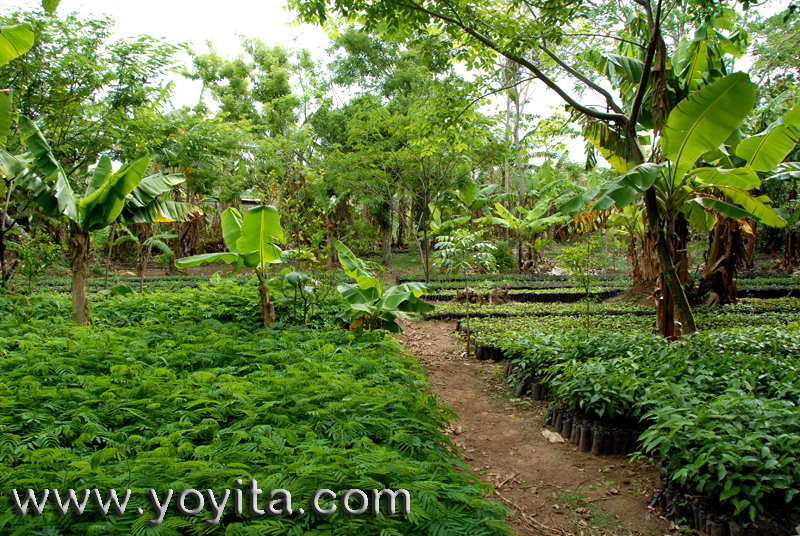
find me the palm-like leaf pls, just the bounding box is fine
[661,72,756,180]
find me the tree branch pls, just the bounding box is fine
[628,0,662,129]
[539,45,626,115]
[559,33,645,48]
[398,0,630,126]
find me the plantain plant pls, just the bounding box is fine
[15,118,198,324]
[335,240,434,333]
[175,206,285,327]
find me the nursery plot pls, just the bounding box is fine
[491,320,800,531]
[0,287,510,535]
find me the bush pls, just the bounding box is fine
[0,287,511,535]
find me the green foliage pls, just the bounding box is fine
[335,241,434,333]
[0,286,510,535]
[6,233,63,294]
[433,230,496,276]
[499,319,800,520]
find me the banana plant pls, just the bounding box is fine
[16,117,198,324]
[112,225,177,293]
[488,198,568,269]
[335,241,434,333]
[563,73,796,313]
[175,206,285,327]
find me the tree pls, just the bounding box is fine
[17,118,197,324]
[0,11,183,172]
[175,206,285,327]
[287,0,703,334]
[433,229,496,357]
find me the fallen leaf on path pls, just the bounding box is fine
[542,430,565,443]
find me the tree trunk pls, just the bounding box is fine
[629,232,642,284]
[325,213,334,270]
[696,216,746,305]
[380,201,392,267]
[105,223,116,290]
[396,196,405,249]
[70,227,90,325]
[258,282,275,327]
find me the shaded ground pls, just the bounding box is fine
[395,319,669,536]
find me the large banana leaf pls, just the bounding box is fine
[0,23,34,67]
[335,240,380,294]
[662,72,756,179]
[735,104,800,172]
[378,284,434,313]
[592,163,665,211]
[0,148,25,177]
[0,90,11,146]
[18,117,77,222]
[118,200,199,225]
[236,205,285,270]
[19,117,61,179]
[337,282,381,307]
[691,166,760,190]
[175,252,239,269]
[221,208,243,254]
[126,173,186,208]
[583,122,636,174]
[80,154,151,231]
[718,186,786,227]
[681,198,719,232]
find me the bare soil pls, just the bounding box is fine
[394,319,669,536]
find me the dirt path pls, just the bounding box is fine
[395,320,669,536]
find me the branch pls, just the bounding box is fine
[453,76,536,122]
[398,0,630,126]
[559,33,645,49]
[628,0,662,129]
[539,45,626,115]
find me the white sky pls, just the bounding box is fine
[2,0,785,165]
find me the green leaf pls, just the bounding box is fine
[126,173,186,208]
[221,208,243,254]
[592,163,665,210]
[19,116,60,178]
[691,166,760,190]
[80,154,151,231]
[736,104,800,172]
[0,23,34,67]
[0,89,11,146]
[175,252,239,269]
[337,282,380,307]
[560,186,601,214]
[118,200,199,225]
[662,72,756,179]
[335,240,381,294]
[0,148,24,177]
[718,186,786,227]
[236,205,285,270]
[42,0,61,14]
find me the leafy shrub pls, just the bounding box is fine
[0,288,510,535]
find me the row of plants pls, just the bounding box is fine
[428,300,654,318]
[501,325,800,525]
[0,284,510,535]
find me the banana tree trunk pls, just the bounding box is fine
[696,217,745,305]
[256,277,275,327]
[70,226,90,325]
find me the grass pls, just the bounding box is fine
[559,488,625,534]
